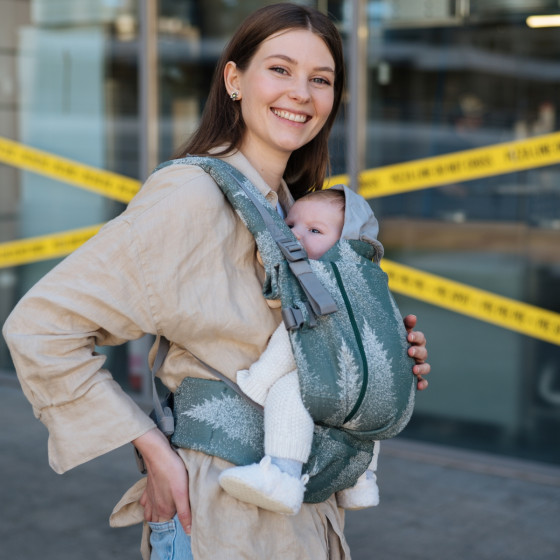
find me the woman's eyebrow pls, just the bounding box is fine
[265,54,335,74]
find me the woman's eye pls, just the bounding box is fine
[271,66,288,75]
[312,77,331,85]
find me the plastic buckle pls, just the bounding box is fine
[282,307,305,330]
[277,238,307,262]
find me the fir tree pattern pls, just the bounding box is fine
[182,395,263,448]
[337,338,362,407]
[309,260,345,302]
[323,338,362,425]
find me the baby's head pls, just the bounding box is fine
[285,189,345,259]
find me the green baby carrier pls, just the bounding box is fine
[146,156,415,503]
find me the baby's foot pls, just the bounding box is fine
[218,456,309,515]
[336,471,379,510]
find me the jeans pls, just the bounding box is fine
[148,515,193,560]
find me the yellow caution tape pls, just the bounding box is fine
[382,259,560,346]
[0,228,558,345]
[3,132,560,201]
[0,225,103,268]
[1,135,559,345]
[0,137,140,203]
[326,131,560,198]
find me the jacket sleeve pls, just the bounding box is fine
[2,218,157,473]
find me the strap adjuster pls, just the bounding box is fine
[288,261,338,316]
[282,307,304,330]
[277,237,308,261]
[282,303,317,330]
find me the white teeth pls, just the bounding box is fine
[273,109,307,123]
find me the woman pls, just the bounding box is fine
[3,4,430,559]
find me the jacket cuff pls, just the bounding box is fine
[40,378,156,473]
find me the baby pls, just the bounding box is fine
[219,186,382,515]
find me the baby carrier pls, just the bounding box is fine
[146,156,415,503]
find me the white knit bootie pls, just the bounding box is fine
[218,456,309,515]
[335,470,380,510]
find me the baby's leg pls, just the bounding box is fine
[264,370,314,468]
[218,371,313,515]
[237,323,296,405]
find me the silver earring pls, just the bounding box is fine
[230,91,240,101]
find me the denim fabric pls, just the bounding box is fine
[148,515,193,560]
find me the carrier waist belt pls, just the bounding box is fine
[170,377,375,504]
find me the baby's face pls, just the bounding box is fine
[285,198,344,259]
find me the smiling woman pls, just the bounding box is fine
[175,3,347,199]
[2,4,430,560]
[223,29,336,187]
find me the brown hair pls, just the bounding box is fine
[298,187,345,212]
[174,3,345,199]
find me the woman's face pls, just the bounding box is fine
[227,29,335,166]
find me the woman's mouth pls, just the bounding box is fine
[271,108,310,123]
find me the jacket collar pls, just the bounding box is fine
[213,148,294,211]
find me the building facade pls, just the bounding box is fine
[1,0,559,465]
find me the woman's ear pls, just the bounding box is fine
[224,61,241,99]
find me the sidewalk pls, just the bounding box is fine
[1,383,559,560]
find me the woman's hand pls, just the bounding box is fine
[403,314,431,391]
[133,428,192,535]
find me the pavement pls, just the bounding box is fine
[1,382,560,560]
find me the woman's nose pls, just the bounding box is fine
[289,78,311,103]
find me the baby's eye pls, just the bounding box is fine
[310,228,322,234]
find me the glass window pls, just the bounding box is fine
[1,0,558,466]
[365,0,560,464]
[0,0,139,387]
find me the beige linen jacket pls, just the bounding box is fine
[3,150,350,559]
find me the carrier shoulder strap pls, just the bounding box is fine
[214,162,338,317]
[154,156,338,317]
